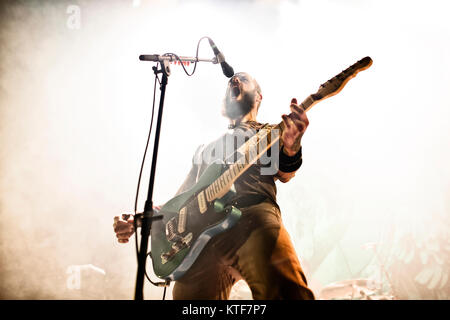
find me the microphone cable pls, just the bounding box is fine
[162,36,210,77]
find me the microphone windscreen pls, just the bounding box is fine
[139,54,160,61]
[222,62,234,78]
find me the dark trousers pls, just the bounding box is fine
[172,200,315,300]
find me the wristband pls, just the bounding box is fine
[278,147,303,173]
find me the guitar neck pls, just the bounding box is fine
[299,94,321,112]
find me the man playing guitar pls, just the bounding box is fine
[114,72,315,299]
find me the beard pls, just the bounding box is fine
[222,89,256,120]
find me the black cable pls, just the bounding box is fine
[134,68,159,258]
[142,252,171,291]
[133,68,163,289]
[133,64,171,296]
[162,35,210,77]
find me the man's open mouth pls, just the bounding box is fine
[231,86,241,99]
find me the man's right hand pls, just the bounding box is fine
[113,214,135,244]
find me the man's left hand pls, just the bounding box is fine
[281,98,309,156]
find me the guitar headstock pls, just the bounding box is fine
[313,56,373,102]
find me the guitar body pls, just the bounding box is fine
[150,160,241,280]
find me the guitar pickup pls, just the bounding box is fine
[197,191,207,214]
[178,207,187,233]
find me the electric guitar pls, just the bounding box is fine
[150,56,373,280]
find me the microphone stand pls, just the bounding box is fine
[134,54,217,300]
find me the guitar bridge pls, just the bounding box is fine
[161,232,193,265]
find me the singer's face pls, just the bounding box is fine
[223,73,260,120]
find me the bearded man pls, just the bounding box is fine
[114,72,315,300]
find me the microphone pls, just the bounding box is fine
[208,38,234,78]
